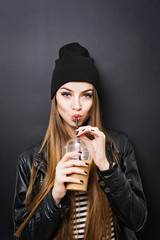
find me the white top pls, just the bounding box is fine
[73,191,116,240]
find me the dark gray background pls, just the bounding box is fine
[1,0,160,239]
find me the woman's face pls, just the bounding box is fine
[56,82,93,130]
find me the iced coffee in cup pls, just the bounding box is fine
[65,138,92,191]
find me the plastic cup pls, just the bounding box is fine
[65,138,92,191]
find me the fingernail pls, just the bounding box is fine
[84,171,88,174]
[82,129,85,132]
[91,129,95,132]
[80,180,84,183]
[85,163,89,166]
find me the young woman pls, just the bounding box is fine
[13,42,147,240]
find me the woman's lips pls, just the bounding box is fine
[71,114,82,121]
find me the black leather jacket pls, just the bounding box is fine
[13,129,147,240]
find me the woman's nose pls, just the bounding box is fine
[72,97,82,110]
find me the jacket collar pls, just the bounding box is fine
[33,151,47,174]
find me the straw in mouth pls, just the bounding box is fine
[75,117,79,130]
[75,117,81,160]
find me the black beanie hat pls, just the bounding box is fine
[51,42,100,99]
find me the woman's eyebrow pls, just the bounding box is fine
[60,87,72,91]
[82,89,93,93]
[59,87,93,93]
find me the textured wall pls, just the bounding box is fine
[0,0,160,239]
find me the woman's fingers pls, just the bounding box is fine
[74,125,109,169]
[76,125,98,132]
[55,166,87,186]
[53,152,88,202]
[59,151,81,164]
[60,176,85,184]
[55,158,89,182]
[56,160,88,178]
[76,126,105,138]
[62,159,89,168]
[64,166,88,176]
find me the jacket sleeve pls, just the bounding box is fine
[97,133,147,232]
[13,154,70,240]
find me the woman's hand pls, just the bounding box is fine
[52,151,88,204]
[76,126,110,171]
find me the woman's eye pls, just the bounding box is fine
[83,93,92,98]
[61,92,71,97]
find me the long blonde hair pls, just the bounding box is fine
[14,86,119,239]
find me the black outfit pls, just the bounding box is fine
[13,129,147,240]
